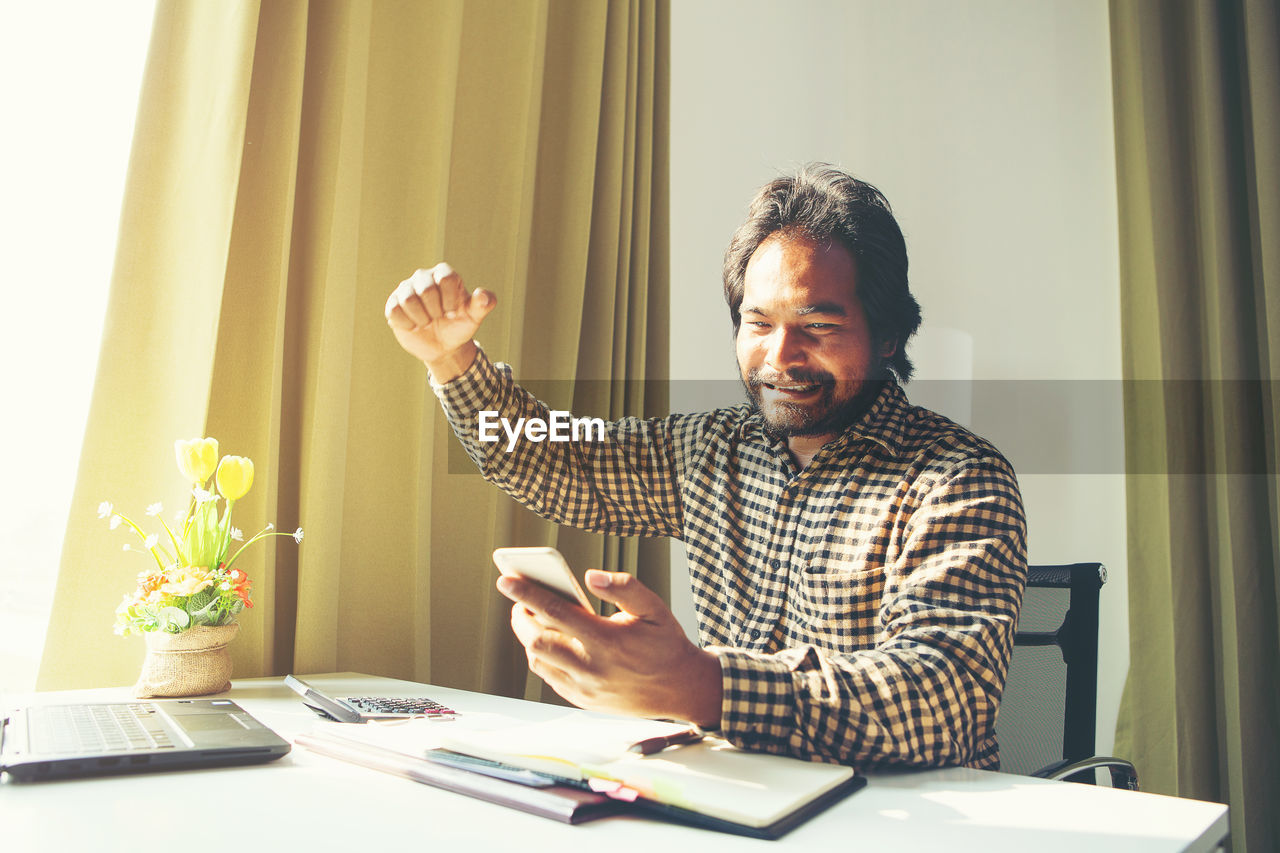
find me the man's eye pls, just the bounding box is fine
[806,323,835,331]
[748,321,771,329]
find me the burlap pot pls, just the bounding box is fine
[134,623,239,698]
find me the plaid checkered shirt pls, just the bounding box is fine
[433,348,1027,770]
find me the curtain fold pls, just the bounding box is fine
[39,0,670,708]
[1110,1,1278,850]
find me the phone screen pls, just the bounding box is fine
[492,547,592,609]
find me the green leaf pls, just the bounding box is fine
[158,606,190,632]
[187,587,216,612]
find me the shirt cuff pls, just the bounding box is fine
[429,343,503,414]
[707,646,810,755]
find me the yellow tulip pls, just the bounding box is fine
[175,437,219,484]
[216,455,254,501]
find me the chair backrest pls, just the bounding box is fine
[996,562,1104,776]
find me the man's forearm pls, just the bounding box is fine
[708,524,1025,769]
[432,350,684,538]
[711,629,1007,768]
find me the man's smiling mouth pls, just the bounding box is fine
[764,382,821,393]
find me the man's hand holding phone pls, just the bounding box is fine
[493,547,723,729]
[492,547,593,610]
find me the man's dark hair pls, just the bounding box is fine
[723,164,923,383]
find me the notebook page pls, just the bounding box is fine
[437,713,694,780]
[439,711,855,827]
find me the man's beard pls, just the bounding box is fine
[741,365,885,438]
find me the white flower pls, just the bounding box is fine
[144,534,158,550]
[146,502,163,517]
[173,508,185,522]
[110,514,123,530]
[293,527,305,544]
[97,501,113,519]
[266,523,274,531]
[193,487,215,503]
[220,582,231,591]
[230,527,244,541]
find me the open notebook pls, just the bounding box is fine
[298,710,864,838]
[436,713,861,832]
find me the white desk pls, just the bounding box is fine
[1,673,1229,852]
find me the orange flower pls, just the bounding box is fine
[136,570,165,596]
[227,568,253,608]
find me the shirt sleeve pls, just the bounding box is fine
[431,347,691,539]
[707,456,1027,769]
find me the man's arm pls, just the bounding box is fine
[388,264,694,539]
[431,350,691,537]
[711,458,1027,768]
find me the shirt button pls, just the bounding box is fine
[770,559,781,569]
[750,629,762,640]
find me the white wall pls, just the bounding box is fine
[669,0,1127,754]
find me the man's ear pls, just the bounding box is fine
[878,338,898,359]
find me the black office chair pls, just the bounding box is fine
[996,562,1139,789]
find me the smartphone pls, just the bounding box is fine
[492,546,593,609]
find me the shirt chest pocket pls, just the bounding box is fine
[791,557,887,651]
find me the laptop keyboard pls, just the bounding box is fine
[30,704,176,754]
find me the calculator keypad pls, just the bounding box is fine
[341,696,455,717]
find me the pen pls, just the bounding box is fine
[627,727,704,755]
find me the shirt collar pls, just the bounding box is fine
[828,380,907,459]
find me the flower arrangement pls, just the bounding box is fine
[106,437,302,636]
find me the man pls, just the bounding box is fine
[385,165,1027,770]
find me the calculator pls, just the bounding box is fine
[284,675,457,723]
[340,695,456,718]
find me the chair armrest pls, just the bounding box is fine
[1032,755,1140,790]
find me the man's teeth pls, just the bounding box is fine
[768,383,819,392]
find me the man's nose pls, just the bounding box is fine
[765,326,808,370]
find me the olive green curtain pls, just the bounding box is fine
[1110,1,1278,850]
[39,0,670,706]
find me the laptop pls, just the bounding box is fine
[0,698,291,782]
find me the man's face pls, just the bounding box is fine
[735,234,885,439]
